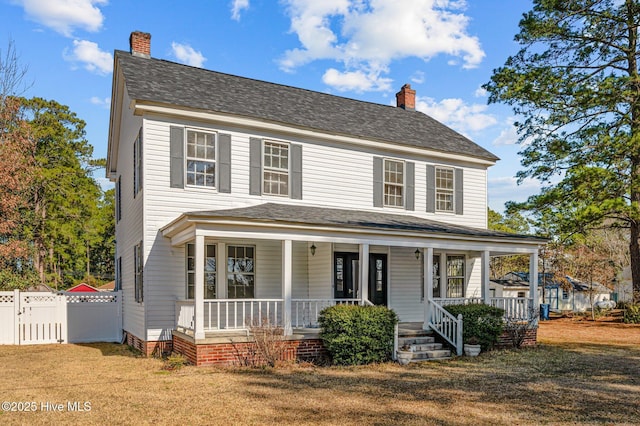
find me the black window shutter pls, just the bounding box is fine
[373,156,383,207]
[218,133,232,193]
[426,164,435,213]
[455,168,464,215]
[138,127,143,192]
[249,137,262,195]
[405,161,415,211]
[290,144,302,199]
[169,126,184,188]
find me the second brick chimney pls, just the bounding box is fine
[130,31,151,58]
[396,84,416,111]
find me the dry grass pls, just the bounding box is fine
[0,318,639,425]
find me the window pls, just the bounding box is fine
[263,141,289,196]
[116,176,122,223]
[435,167,454,212]
[446,255,465,298]
[186,244,217,299]
[384,159,404,207]
[134,242,143,302]
[562,288,569,300]
[115,256,122,291]
[517,291,526,298]
[133,129,142,196]
[227,245,255,298]
[186,129,216,187]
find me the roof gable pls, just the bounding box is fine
[114,51,498,162]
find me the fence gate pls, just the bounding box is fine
[0,290,122,345]
[18,292,67,345]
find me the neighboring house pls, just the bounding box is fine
[66,283,100,293]
[491,271,612,313]
[544,276,612,313]
[614,267,633,303]
[107,32,546,365]
[24,283,56,293]
[97,281,116,292]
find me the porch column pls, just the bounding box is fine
[423,247,434,330]
[359,243,369,303]
[194,234,205,340]
[218,242,227,299]
[530,250,539,324]
[481,250,491,305]
[282,239,293,335]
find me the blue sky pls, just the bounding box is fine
[2,0,541,212]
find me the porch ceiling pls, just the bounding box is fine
[161,203,546,253]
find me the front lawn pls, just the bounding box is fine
[0,318,638,425]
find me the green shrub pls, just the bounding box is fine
[444,304,505,351]
[624,304,640,324]
[318,304,399,366]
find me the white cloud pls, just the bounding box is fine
[322,68,392,92]
[416,95,497,134]
[280,0,484,92]
[64,39,112,74]
[230,0,250,21]
[90,96,110,108]
[12,0,107,37]
[411,71,425,85]
[474,86,488,98]
[171,42,206,68]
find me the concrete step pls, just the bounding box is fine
[410,349,452,360]
[410,343,443,352]
[398,336,435,346]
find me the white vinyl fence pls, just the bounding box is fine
[0,290,122,345]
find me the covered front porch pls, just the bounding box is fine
[162,203,545,358]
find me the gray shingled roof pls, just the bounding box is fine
[184,203,545,242]
[116,50,498,161]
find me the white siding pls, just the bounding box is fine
[389,247,423,322]
[115,87,145,341]
[308,242,332,299]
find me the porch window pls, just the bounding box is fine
[263,141,289,196]
[435,167,454,212]
[186,129,216,187]
[228,245,255,298]
[446,255,465,298]
[186,243,217,299]
[384,159,404,207]
[420,254,441,300]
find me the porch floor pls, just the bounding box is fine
[175,322,428,345]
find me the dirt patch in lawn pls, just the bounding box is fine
[0,320,639,425]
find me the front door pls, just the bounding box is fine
[369,254,388,306]
[334,252,359,299]
[334,252,388,305]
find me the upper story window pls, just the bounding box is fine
[186,129,216,187]
[384,159,404,207]
[133,129,142,197]
[435,167,454,212]
[263,141,289,196]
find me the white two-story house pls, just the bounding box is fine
[107,32,545,365]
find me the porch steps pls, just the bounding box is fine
[397,328,451,362]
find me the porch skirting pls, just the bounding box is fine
[124,331,173,356]
[495,327,538,349]
[172,331,327,366]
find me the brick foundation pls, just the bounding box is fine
[124,331,173,357]
[172,333,327,366]
[495,326,538,349]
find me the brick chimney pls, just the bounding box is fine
[396,84,416,111]
[130,31,151,58]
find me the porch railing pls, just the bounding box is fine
[203,299,283,330]
[291,298,361,328]
[426,298,463,356]
[490,297,534,321]
[435,297,483,306]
